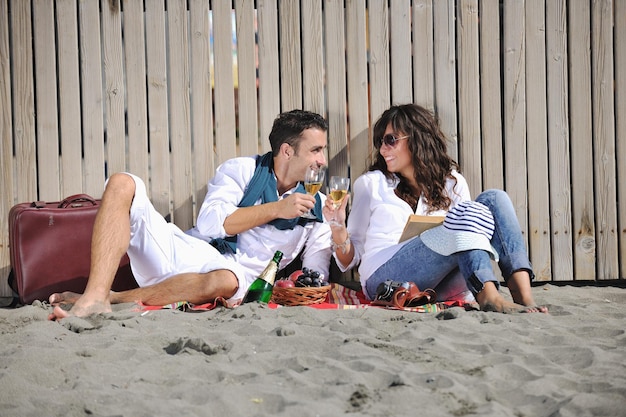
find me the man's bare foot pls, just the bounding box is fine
[49,291,81,305]
[47,296,112,321]
[507,271,549,313]
[476,282,547,314]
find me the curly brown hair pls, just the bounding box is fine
[369,104,460,213]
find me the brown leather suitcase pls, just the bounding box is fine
[8,194,137,305]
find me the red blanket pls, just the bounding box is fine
[136,283,475,313]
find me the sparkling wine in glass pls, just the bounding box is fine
[328,176,350,226]
[302,166,326,219]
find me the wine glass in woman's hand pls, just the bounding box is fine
[328,176,349,226]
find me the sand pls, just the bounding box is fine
[0,283,625,417]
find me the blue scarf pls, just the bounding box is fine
[210,152,323,254]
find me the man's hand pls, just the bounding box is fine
[277,192,317,219]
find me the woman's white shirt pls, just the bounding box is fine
[336,170,470,285]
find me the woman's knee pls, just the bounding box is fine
[476,189,508,206]
[475,189,516,220]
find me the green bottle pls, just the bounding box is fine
[243,251,283,303]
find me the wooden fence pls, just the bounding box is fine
[1,0,624,297]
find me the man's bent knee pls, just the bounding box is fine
[197,270,239,301]
[106,173,136,195]
[103,173,137,209]
[214,270,239,299]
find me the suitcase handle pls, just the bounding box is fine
[58,194,98,208]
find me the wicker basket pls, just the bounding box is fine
[270,285,331,306]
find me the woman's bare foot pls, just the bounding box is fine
[475,282,547,314]
[507,271,548,313]
[47,294,112,321]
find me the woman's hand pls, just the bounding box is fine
[323,194,353,261]
[323,193,350,227]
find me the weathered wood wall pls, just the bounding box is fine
[1,0,624,297]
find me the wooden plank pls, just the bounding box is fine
[10,0,37,202]
[33,0,60,200]
[101,0,127,177]
[342,0,367,283]
[412,0,434,110]
[432,0,457,161]
[0,0,15,296]
[346,0,369,180]
[324,0,348,177]
[568,1,596,281]
[123,0,149,182]
[190,0,215,222]
[301,0,325,115]
[546,0,573,281]
[56,0,83,195]
[145,0,171,216]
[502,0,528,239]
[478,0,503,190]
[79,0,106,196]
[390,0,412,104]
[591,0,619,279]
[166,0,193,230]
[525,0,552,281]
[616,0,626,279]
[279,0,302,110]
[234,0,259,157]
[456,0,481,197]
[257,0,280,152]
[213,0,237,162]
[367,0,390,125]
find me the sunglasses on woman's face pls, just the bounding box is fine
[375,134,409,148]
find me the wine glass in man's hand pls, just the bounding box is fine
[301,166,326,219]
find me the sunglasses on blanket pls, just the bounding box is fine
[375,134,409,148]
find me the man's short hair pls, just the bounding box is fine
[268,110,328,155]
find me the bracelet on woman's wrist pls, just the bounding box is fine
[331,234,351,255]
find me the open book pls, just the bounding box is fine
[398,215,445,243]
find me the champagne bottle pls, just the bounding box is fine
[243,251,283,303]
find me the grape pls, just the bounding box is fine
[292,268,328,287]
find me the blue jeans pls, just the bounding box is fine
[365,189,535,300]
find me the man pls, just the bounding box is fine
[49,110,331,320]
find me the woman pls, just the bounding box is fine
[324,104,547,313]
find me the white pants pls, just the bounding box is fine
[121,173,247,303]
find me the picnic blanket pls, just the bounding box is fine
[136,283,476,313]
